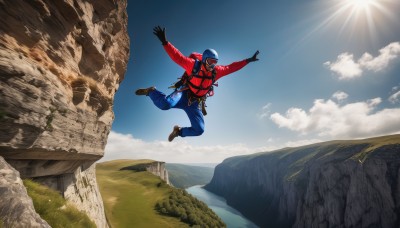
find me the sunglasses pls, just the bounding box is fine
[206,58,218,67]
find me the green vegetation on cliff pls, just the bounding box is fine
[23,179,96,228]
[166,163,214,188]
[97,159,183,227]
[156,188,225,227]
[97,159,224,227]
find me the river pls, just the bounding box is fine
[186,185,259,228]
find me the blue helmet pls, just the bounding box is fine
[202,49,219,64]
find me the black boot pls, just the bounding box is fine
[135,86,155,96]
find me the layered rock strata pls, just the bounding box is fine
[0,0,129,165]
[0,0,129,227]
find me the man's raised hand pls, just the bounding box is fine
[153,26,167,45]
[247,50,260,63]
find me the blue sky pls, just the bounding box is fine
[102,0,400,163]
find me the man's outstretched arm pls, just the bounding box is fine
[153,26,194,73]
[215,50,260,80]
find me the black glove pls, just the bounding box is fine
[153,26,168,45]
[246,50,260,63]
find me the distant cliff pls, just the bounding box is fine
[0,0,129,227]
[205,134,400,228]
[119,160,170,184]
[146,162,170,184]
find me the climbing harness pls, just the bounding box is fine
[169,55,219,115]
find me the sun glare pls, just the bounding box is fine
[306,0,395,40]
[336,0,383,34]
[294,0,398,50]
[347,0,377,10]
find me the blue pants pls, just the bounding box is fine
[148,89,204,137]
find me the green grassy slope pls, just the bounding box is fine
[166,163,214,188]
[96,159,188,228]
[23,179,96,228]
[97,159,225,227]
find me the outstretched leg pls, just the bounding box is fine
[140,88,182,110]
[172,92,205,137]
[168,106,204,141]
[137,88,205,141]
[181,106,205,137]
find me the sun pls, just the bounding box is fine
[292,0,396,49]
[329,0,389,31]
[343,0,378,11]
[336,0,382,30]
[346,0,378,11]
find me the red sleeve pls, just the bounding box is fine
[163,42,195,74]
[214,60,249,81]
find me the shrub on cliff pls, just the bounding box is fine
[23,179,96,228]
[156,188,226,227]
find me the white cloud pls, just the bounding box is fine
[332,91,349,101]
[100,131,275,163]
[270,108,311,132]
[359,42,400,72]
[324,53,362,79]
[389,91,400,104]
[325,42,400,79]
[270,94,400,138]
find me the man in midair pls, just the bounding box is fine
[135,26,259,142]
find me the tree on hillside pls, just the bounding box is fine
[155,189,226,227]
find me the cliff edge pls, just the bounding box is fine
[118,160,171,184]
[205,134,400,228]
[0,0,129,227]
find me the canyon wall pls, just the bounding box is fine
[0,0,129,226]
[205,134,400,228]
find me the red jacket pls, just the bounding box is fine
[164,42,248,97]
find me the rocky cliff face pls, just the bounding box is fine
[120,160,171,184]
[146,162,170,185]
[205,134,400,228]
[0,0,129,227]
[0,157,50,228]
[33,162,107,228]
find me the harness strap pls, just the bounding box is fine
[187,90,206,107]
[187,81,209,91]
[190,71,214,79]
[169,58,217,113]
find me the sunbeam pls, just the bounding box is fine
[298,0,397,46]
